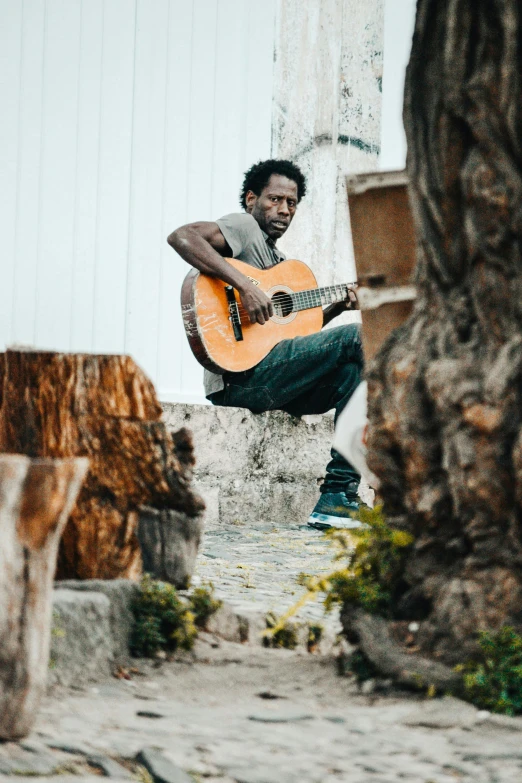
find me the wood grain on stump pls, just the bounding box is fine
[0,350,205,581]
[0,454,88,740]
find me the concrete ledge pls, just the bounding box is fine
[162,403,334,527]
[50,590,114,687]
[48,581,332,687]
[56,579,139,662]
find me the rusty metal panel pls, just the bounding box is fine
[347,170,416,362]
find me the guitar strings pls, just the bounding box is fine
[230,284,353,322]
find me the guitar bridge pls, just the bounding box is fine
[224,286,243,342]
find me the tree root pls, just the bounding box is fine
[343,607,461,692]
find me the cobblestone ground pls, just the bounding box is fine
[193,475,375,635]
[195,521,340,630]
[5,518,522,783]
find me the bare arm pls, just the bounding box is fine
[167,222,273,325]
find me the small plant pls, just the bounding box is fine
[320,505,414,617]
[278,505,413,623]
[262,507,414,663]
[307,623,324,653]
[131,574,197,657]
[349,649,379,682]
[460,626,522,715]
[188,583,222,629]
[264,611,298,650]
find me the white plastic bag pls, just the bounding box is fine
[333,381,379,489]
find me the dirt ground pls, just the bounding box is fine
[15,635,522,783]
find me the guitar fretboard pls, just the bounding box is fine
[290,283,353,312]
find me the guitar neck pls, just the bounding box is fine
[291,283,355,312]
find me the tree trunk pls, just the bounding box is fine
[0,454,88,740]
[0,350,205,582]
[362,0,522,665]
[137,505,203,587]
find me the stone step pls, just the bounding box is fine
[50,580,334,688]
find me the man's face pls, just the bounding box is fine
[246,174,298,240]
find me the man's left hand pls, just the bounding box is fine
[322,285,359,327]
[343,284,359,311]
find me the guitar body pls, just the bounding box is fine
[181,258,324,374]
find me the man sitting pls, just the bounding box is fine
[168,159,364,529]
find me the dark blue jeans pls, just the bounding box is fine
[208,324,363,494]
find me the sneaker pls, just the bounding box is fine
[307,490,368,531]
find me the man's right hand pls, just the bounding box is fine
[238,280,274,325]
[167,222,274,324]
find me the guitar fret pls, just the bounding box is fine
[292,283,351,313]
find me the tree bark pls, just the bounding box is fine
[0,350,205,582]
[138,505,203,588]
[0,454,88,740]
[362,0,522,665]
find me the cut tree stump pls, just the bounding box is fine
[0,454,88,740]
[138,505,203,587]
[0,350,205,582]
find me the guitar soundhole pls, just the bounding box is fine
[271,291,294,318]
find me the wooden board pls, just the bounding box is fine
[347,170,416,362]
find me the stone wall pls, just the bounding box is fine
[162,403,335,528]
[272,0,384,286]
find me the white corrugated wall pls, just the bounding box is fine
[0,0,276,403]
[0,0,415,404]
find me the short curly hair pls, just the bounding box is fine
[240,159,307,210]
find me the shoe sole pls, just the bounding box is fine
[307,512,368,531]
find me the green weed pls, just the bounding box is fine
[460,627,522,716]
[51,609,65,638]
[290,506,414,618]
[264,611,299,650]
[320,505,413,616]
[262,506,412,650]
[349,649,379,682]
[130,574,197,657]
[188,582,222,629]
[307,623,324,653]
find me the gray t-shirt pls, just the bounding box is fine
[204,212,286,397]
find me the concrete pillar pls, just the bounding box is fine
[272,0,384,285]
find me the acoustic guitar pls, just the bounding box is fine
[180,257,355,374]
